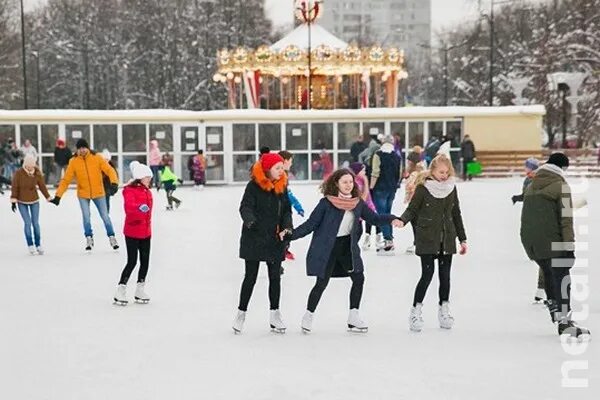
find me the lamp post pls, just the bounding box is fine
[30,51,41,109]
[420,40,468,106]
[547,72,589,147]
[19,0,28,109]
[295,0,323,110]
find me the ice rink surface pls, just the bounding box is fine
[1,178,598,399]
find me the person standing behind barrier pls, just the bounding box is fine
[148,139,162,189]
[460,135,477,181]
[350,134,367,162]
[53,139,72,186]
[49,139,120,252]
[20,139,38,163]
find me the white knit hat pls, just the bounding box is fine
[129,161,141,175]
[132,163,153,180]
[23,154,37,168]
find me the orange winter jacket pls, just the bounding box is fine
[56,152,118,199]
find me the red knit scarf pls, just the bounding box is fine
[326,194,359,211]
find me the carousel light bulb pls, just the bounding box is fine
[227,72,234,80]
[259,77,264,84]
[282,77,289,84]
[234,76,242,84]
[213,74,220,82]
[337,76,343,83]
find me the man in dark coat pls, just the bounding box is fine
[350,135,367,162]
[520,152,589,338]
[53,139,72,186]
[460,135,476,181]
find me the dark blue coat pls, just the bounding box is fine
[290,197,397,279]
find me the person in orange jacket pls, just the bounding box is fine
[50,139,120,251]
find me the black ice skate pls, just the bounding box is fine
[85,236,94,251]
[558,319,591,342]
[109,235,119,250]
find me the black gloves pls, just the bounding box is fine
[11,202,16,212]
[50,196,61,206]
[109,183,119,196]
[511,194,523,205]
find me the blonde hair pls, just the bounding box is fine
[414,154,455,186]
[412,145,423,153]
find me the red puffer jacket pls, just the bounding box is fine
[123,183,153,239]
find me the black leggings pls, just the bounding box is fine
[307,236,364,312]
[535,259,571,317]
[238,260,281,311]
[413,254,453,307]
[119,236,151,285]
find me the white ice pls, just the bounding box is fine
[1,178,598,399]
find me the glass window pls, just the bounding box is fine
[258,124,281,150]
[311,151,333,180]
[150,124,173,152]
[20,125,38,149]
[205,126,224,152]
[93,125,118,153]
[391,122,406,150]
[180,126,199,152]
[233,124,256,152]
[285,123,308,150]
[362,122,384,139]
[233,154,256,182]
[123,124,146,152]
[206,154,225,181]
[338,122,360,150]
[65,125,90,150]
[408,122,424,147]
[122,155,147,182]
[338,152,353,169]
[0,125,15,144]
[428,121,444,141]
[446,121,463,144]
[288,153,308,181]
[40,156,54,183]
[311,123,333,150]
[41,125,59,153]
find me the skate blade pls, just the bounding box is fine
[376,251,395,256]
[270,325,286,334]
[440,324,454,330]
[409,326,423,332]
[347,325,368,333]
[134,298,150,304]
[232,327,241,335]
[113,299,128,306]
[560,333,592,344]
[301,327,311,334]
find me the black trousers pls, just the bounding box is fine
[307,236,364,312]
[535,259,571,317]
[238,260,281,311]
[413,253,453,307]
[364,221,381,235]
[119,236,151,285]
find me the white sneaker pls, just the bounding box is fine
[438,302,454,329]
[113,284,128,306]
[301,310,314,333]
[347,309,368,333]
[109,235,119,250]
[269,309,286,333]
[28,245,37,255]
[409,303,424,332]
[405,245,415,254]
[134,282,150,304]
[36,246,44,255]
[361,234,371,250]
[232,310,246,334]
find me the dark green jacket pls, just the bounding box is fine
[520,167,574,260]
[400,182,467,255]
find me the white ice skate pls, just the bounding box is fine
[533,289,546,304]
[232,310,246,334]
[405,245,415,254]
[134,282,150,304]
[347,309,368,333]
[376,240,395,256]
[438,302,455,329]
[113,284,128,306]
[375,233,385,249]
[361,234,371,250]
[28,245,37,255]
[269,309,286,334]
[301,311,314,334]
[36,246,44,255]
[85,236,94,251]
[409,303,424,332]
[109,235,119,250]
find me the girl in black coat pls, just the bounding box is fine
[233,153,292,334]
[286,168,401,333]
[398,154,467,332]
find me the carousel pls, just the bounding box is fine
[213,0,408,110]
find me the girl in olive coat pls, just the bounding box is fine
[233,153,292,334]
[398,154,467,332]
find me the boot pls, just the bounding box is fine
[409,303,424,332]
[134,282,150,304]
[347,309,368,333]
[269,309,286,333]
[85,236,94,251]
[232,310,246,334]
[558,314,591,341]
[377,240,395,256]
[301,310,314,333]
[113,284,128,306]
[438,301,455,329]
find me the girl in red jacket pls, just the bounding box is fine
[114,162,154,306]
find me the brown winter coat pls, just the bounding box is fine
[11,167,51,204]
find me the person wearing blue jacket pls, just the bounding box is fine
[283,168,402,333]
[279,151,304,269]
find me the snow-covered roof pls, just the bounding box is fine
[0,106,546,123]
[270,24,348,52]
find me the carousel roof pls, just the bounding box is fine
[270,24,348,52]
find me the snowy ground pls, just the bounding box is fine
[1,178,598,400]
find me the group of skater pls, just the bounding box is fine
[4,132,590,340]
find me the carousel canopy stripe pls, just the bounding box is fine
[270,24,348,52]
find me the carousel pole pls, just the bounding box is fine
[307,16,312,110]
